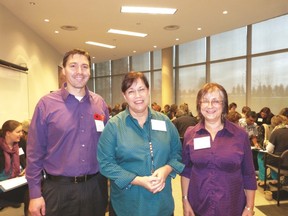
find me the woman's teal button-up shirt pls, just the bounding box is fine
[98,108,184,216]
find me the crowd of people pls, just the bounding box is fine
[227,105,288,189]
[1,48,287,216]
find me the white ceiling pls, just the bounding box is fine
[1,0,288,63]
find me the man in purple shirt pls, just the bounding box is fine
[26,49,109,216]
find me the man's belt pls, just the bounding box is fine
[46,172,98,183]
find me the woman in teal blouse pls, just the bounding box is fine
[97,72,184,216]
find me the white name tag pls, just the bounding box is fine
[258,118,263,122]
[95,120,104,132]
[151,119,167,132]
[194,136,211,150]
[19,147,25,156]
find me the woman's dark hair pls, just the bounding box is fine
[259,107,272,115]
[0,120,21,138]
[121,71,149,93]
[279,107,288,118]
[241,106,251,115]
[226,111,242,123]
[196,83,228,123]
[62,49,91,68]
[228,102,237,110]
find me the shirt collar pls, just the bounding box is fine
[124,106,154,123]
[195,119,234,136]
[60,82,90,102]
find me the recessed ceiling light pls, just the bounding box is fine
[197,27,202,31]
[121,6,177,14]
[85,41,116,49]
[133,50,136,53]
[153,45,157,48]
[44,19,50,23]
[223,10,228,15]
[176,38,180,41]
[54,30,59,34]
[29,2,36,6]
[108,29,147,37]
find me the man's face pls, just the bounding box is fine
[246,116,255,125]
[63,54,90,96]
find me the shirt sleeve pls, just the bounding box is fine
[26,100,47,198]
[166,120,185,178]
[180,126,193,178]
[97,121,137,189]
[241,132,257,190]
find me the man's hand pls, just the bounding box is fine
[29,196,46,216]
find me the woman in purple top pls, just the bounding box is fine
[181,83,257,216]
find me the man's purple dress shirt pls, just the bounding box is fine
[26,85,109,199]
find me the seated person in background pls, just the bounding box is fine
[121,102,128,112]
[265,118,288,186]
[279,107,288,118]
[151,102,158,111]
[239,111,260,170]
[181,103,194,117]
[239,111,259,147]
[167,104,178,121]
[0,120,28,211]
[111,103,121,116]
[257,115,287,187]
[240,105,251,118]
[161,104,170,116]
[172,108,198,140]
[256,107,274,126]
[226,110,242,124]
[18,119,30,169]
[228,102,237,112]
[152,104,162,112]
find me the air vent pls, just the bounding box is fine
[60,25,78,31]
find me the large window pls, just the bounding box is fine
[252,15,288,54]
[153,50,162,70]
[210,60,246,109]
[179,39,206,65]
[251,53,288,113]
[177,66,206,115]
[211,27,247,60]
[111,58,129,75]
[131,53,150,72]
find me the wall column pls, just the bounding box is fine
[161,47,173,106]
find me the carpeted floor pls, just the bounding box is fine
[256,203,288,216]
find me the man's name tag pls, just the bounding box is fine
[194,136,211,150]
[95,120,104,132]
[151,119,167,132]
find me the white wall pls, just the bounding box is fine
[0,4,62,125]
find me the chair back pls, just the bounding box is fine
[280,149,288,169]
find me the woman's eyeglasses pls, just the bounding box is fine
[200,99,223,107]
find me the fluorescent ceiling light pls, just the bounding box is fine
[85,41,116,49]
[108,29,147,37]
[121,6,177,14]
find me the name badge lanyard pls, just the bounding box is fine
[130,115,155,174]
[148,121,155,174]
